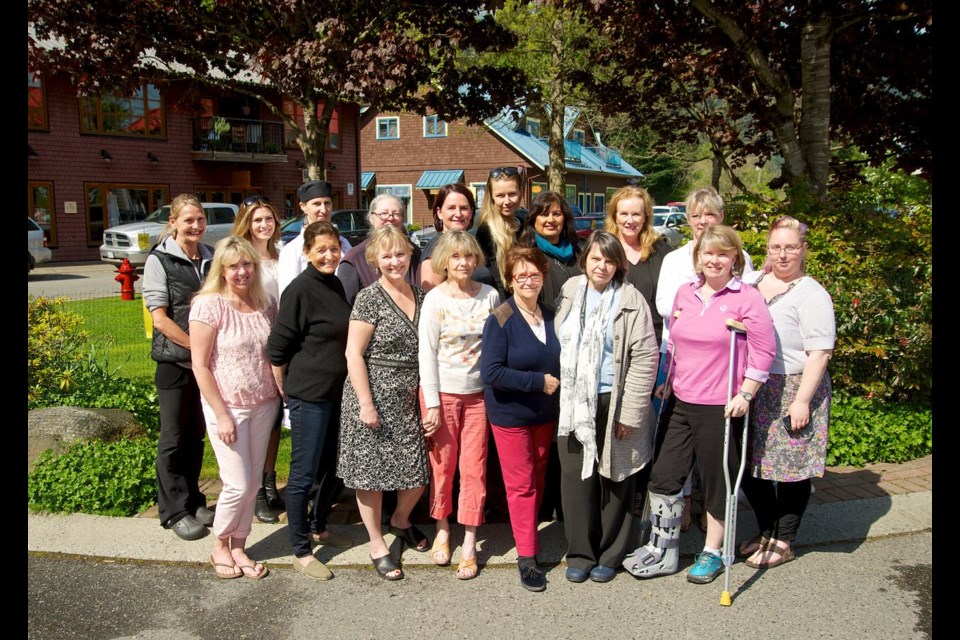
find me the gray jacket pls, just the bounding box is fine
[554,276,659,482]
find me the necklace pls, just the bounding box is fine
[516,301,541,326]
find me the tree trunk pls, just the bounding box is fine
[547,20,567,194]
[799,14,832,202]
[297,97,333,181]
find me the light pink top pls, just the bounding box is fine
[189,295,279,408]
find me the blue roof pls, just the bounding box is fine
[361,172,375,189]
[484,110,643,179]
[416,169,464,189]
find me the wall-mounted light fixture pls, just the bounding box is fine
[100,149,113,163]
[147,152,160,164]
[28,144,39,158]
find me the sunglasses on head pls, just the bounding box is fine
[489,166,520,179]
[242,195,271,207]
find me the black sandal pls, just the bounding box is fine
[389,524,430,552]
[371,554,404,581]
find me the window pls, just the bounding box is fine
[578,193,590,214]
[28,72,47,130]
[571,128,586,146]
[423,114,447,138]
[84,185,168,245]
[80,83,164,138]
[470,183,486,212]
[565,184,577,206]
[376,117,399,140]
[284,188,299,219]
[593,193,605,212]
[525,117,541,139]
[375,185,412,223]
[282,100,340,150]
[29,182,56,247]
[606,187,618,203]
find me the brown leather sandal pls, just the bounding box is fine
[736,534,769,558]
[745,538,795,569]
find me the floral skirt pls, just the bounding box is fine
[748,372,832,482]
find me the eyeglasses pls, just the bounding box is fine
[767,244,804,255]
[489,166,520,179]
[513,273,542,284]
[242,195,271,207]
[371,210,403,221]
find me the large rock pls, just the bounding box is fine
[27,407,148,471]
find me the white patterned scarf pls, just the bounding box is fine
[557,278,619,480]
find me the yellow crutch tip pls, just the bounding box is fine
[720,592,732,606]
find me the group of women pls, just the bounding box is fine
[145,173,835,591]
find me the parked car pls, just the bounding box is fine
[99,202,239,268]
[573,214,605,249]
[277,209,371,250]
[666,201,687,214]
[28,217,52,272]
[409,226,438,249]
[652,208,687,248]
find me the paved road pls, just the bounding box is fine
[28,261,140,301]
[28,531,931,640]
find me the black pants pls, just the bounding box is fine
[309,402,344,535]
[741,476,811,542]
[558,393,637,571]
[155,362,207,528]
[648,398,743,520]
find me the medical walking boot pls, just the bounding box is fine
[622,491,684,578]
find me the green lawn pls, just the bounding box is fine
[64,295,291,482]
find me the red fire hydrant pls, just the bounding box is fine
[115,258,139,301]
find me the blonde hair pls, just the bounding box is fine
[694,225,746,278]
[430,230,486,276]
[603,185,660,261]
[193,236,269,310]
[365,224,414,270]
[159,193,203,243]
[685,187,724,221]
[231,199,281,260]
[478,172,522,282]
[763,215,808,273]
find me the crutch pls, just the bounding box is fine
[720,318,748,607]
[637,311,680,539]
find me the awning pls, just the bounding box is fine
[360,172,376,189]
[416,169,464,189]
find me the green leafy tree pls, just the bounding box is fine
[479,0,612,192]
[28,0,523,179]
[583,0,932,208]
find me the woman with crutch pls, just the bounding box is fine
[622,225,775,585]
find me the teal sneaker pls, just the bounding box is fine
[687,552,723,584]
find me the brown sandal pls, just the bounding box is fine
[456,556,478,580]
[745,538,795,569]
[736,534,769,558]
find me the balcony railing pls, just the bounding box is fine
[563,139,583,163]
[587,145,622,168]
[191,117,286,156]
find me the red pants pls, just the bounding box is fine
[491,422,555,557]
[424,391,489,527]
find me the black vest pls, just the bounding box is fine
[149,248,211,363]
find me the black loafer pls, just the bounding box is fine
[519,565,546,592]
[194,506,215,527]
[170,515,207,541]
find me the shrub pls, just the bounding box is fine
[28,297,160,437]
[826,393,932,467]
[27,437,157,516]
[727,175,932,405]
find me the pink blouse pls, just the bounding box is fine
[189,295,279,408]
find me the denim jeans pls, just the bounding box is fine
[286,396,339,558]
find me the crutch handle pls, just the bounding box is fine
[725,318,747,333]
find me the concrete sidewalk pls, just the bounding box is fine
[27,456,932,568]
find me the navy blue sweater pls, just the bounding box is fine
[480,297,561,427]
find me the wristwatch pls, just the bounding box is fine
[739,390,754,401]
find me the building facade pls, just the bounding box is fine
[28,71,362,263]
[359,106,643,229]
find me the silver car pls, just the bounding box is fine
[28,217,52,271]
[652,207,687,248]
[99,202,239,267]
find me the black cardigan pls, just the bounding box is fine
[268,264,351,403]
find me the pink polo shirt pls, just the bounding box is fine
[667,277,775,406]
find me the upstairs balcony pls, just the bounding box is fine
[587,145,623,168]
[190,117,289,164]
